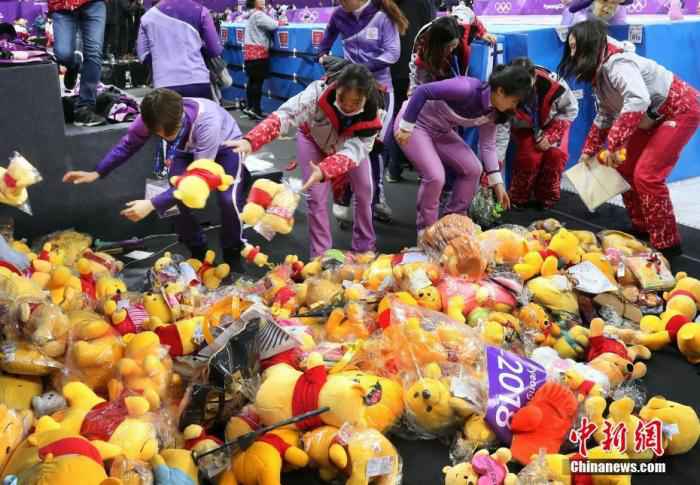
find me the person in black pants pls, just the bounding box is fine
[243,0,277,119]
[386,0,436,183]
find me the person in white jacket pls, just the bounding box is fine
[244,0,278,118]
[227,64,384,258]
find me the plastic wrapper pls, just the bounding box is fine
[303,424,402,485]
[437,275,519,320]
[79,247,124,276]
[566,261,618,295]
[418,214,480,257]
[0,152,42,214]
[440,234,487,281]
[478,226,530,266]
[624,253,676,291]
[242,178,302,241]
[468,186,504,228]
[110,457,154,485]
[0,234,29,272]
[598,229,649,257]
[10,298,71,359]
[530,346,611,398]
[147,251,200,291]
[34,229,92,267]
[527,275,580,314]
[0,340,63,376]
[528,218,564,234]
[516,449,554,484]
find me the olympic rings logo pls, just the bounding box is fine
[301,10,319,23]
[494,1,512,14]
[627,0,647,12]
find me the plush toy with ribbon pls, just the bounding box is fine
[0,152,42,210]
[171,159,235,209]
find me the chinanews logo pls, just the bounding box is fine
[278,31,289,49]
[312,30,324,47]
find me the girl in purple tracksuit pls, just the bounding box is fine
[319,0,408,223]
[227,64,383,258]
[63,89,247,269]
[137,0,223,99]
[395,65,533,233]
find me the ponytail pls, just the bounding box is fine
[379,0,409,35]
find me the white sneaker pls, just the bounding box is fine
[333,203,353,222]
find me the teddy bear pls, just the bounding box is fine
[599,230,648,257]
[585,395,653,460]
[336,371,405,434]
[478,228,529,265]
[663,272,700,320]
[403,363,477,436]
[0,374,43,411]
[13,299,71,359]
[585,318,650,389]
[325,302,370,342]
[186,250,230,290]
[241,178,284,226]
[440,235,486,280]
[527,275,580,315]
[33,382,159,462]
[437,277,517,320]
[443,448,518,485]
[259,185,300,236]
[547,228,584,266]
[254,353,380,431]
[362,254,394,291]
[391,256,442,301]
[552,325,590,360]
[0,341,63,376]
[241,244,270,268]
[517,303,560,347]
[218,427,308,485]
[63,309,124,393]
[638,396,700,455]
[303,425,402,485]
[39,230,93,268]
[145,315,205,358]
[562,369,604,402]
[108,331,176,410]
[142,290,175,324]
[514,250,558,281]
[78,248,123,277]
[0,404,33,472]
[0,152,42,208]
[510,382,578,465]
[151,449,199,485]
[481,311,522,347]
[183,424,223,460]
[170,159,235,209]
[102,292,149,336]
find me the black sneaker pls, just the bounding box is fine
[64,51,83,91]
[73,107,106,127]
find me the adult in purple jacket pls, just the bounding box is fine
[319,0,408,223]
[137,0,223,99]
[395,65,533,234]
[63,89,247,270]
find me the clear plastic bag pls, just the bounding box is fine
[0,152,42,214]
[34,229,92,268]
[418,214,480,257]
[468,186,504,228]
[243,178,302,241]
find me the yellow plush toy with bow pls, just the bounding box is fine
[0,152,42,208]
[171,159,234,209]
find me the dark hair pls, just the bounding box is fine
[140,88,184,135]
[378,0,409,35]
[488,64,533,100]
[335,64,382,117]
[245,0,256,10]
[420,16,464,76]
[557,19,608,82]
[511,57,536,78]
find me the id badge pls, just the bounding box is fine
[145,178,180,218]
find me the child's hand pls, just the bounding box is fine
[395,128,412,146]
[121,199,154,222]
[225,139,253,156]
[63,171,99,184]
[482,33,498,45]
[493,183,511,210]
[301,163,324,192]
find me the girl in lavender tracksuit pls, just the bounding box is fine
[395,65,533,233]
[137,0,223,100]
[244,0,278,118]
[227,64,383,258]
[319,0,408,223]
[560,20,700,256]
[63,89,248,269]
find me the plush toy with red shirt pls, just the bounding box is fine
[170,159,235,209]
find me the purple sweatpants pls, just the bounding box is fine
[297,132,375,258]
[396,119,483,230]
[171,147,247,250]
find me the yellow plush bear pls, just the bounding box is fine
[151,449,199,485]
[34,382,158,461]
[65,310,124,393]
[527,275,580,314]
[0,152,42,207]
[478,228,529,265]
[443,448,517,485]
[78,249,123,277]
[517,303,560,347]
[254,354,377,430]
[145,315,205,358]
[548,228,583,265]
[15,300,71,359]
[241,244,270,268]
[0,341,63,376]
[482,311,521,347]
[337,372,405,433]
[241,178,283,226]
[0,404,33,471]
[108,331,175,409]
[362,254,394,291]
[600,230,648,256]
[404,363,476,435]
[514,251,558,281]
[0,374,43,410]
[552,325,590,360]
[259,185,299,235]
[171,159,235,209]
[639,396,700,455]
[219,428,308,485]
[143,291,174,323]
[186,250,230,289]
[663,272,700,320]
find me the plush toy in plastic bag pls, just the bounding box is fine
[418,214,480,257]
[469,186,504,228]
[241,177,302,240]
[0,152,42,214]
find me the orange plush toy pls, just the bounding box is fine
[510,382,578,465]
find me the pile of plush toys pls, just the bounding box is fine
[0,210,698,485]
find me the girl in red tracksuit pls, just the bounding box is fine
[559,20,700,256]
[503,57,579,209]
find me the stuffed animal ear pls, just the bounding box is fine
[173,190,184,201]
[589,318,604,337]
[632,362,647,380]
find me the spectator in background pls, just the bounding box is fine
[50,0,107,127]
[243,0,278,119]
[385,0,436,183]
[137,0,222,99]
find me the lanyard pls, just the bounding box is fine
[449,53,461,78]
[164,115,188,170]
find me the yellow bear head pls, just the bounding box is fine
[639,396,700,456]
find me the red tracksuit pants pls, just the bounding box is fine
[509,127,570,207]
[616,103,700,249]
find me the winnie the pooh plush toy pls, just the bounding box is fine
[145,316,205,358]
[241,178,283,226]
[0,404,33,471]
[13,300,71,359]
[527,275,580,314]
[335,372,405,433]
[0,152,42,208]
[102,293,149,336]
[151,449,199,485]
[325,302,370,342]
[585,396,653,460]
[108,331,175,409]
[170,159,235,209]
[64,310,124,393]
[517,303,560,347]
[0,374,43,411]
[478,228,529,265]
[254,353,379,430]
[443,448,518,485]
[663,272,700,320]
[186,250,230,290]
[639,396,700,455]
[240,244,270,268]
